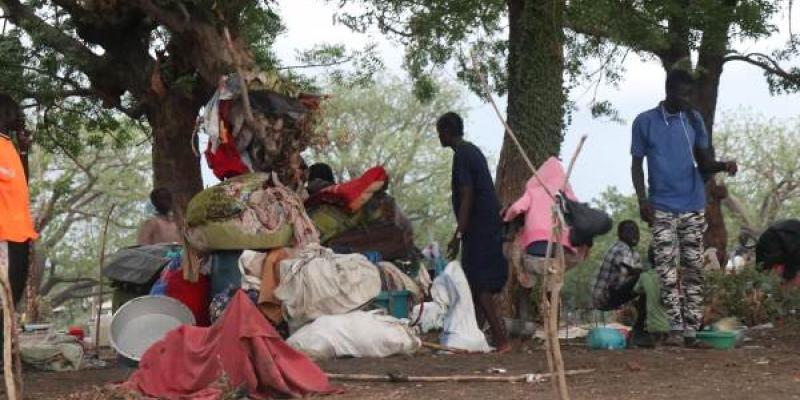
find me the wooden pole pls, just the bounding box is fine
[421,341,471,354]
[470,48,592,400]
[326,369,595,383]
[470,52,556,201]
[94,204,116,355]
[1,242,20,400]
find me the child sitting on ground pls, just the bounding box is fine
[591,220,670,347]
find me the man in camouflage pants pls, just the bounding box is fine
[630,70,738,347]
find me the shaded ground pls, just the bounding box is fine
[22,320,800,399]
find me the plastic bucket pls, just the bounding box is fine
[374,290,411,319]
[109,295,195,362]
[696,330,737,349]
[587,327,626,350]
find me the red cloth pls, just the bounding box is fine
[163,269,211,327]
[205,100,250,180]
[306,166,388,212]
[123,291,341,399]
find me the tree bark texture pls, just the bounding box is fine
[497,0,566,319]
[496,0,566,205]
[148,92,205,211]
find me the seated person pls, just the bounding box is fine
[591,220,670,346]
[307,162,336,195]
[502,157,589,328]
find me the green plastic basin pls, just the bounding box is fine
[695,330,737,350]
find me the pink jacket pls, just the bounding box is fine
[503,157,578,252]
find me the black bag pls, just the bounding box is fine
[558,193,612,247]
[102,244,181,293]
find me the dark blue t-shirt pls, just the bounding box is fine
[451,141,502,224]
[631,105,709,213]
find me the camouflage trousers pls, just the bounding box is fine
[651,210,706,333]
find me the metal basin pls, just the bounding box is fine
[110,295,195,361]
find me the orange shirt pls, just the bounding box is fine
[0,134,37,242]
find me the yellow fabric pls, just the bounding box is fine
[0,135,37,242]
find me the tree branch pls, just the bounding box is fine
[278,56,357,70]
[723,52,800,85]
[0,0,104,72]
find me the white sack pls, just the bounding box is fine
[287,311,421,360]
[275,246,381,327]
[410,301,445,333]
[431,261,492,352]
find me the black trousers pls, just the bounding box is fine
[606,276,647,332]
[1,241,31,358]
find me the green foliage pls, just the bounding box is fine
[705,268,800,325]
[28,122,152,322]
[292,43,384,89]
[715,111,800,233]
[306,75,463,246]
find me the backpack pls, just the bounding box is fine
[558,192,612,247]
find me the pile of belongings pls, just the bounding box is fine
[306,166,415,260]
[201,73,324,184]
[185,172,318,252]
[20,333,84,372]
[122,290,341,399]
[410,261,493,353]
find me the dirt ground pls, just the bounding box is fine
[20,320,800,400]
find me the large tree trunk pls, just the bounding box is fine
[496,0,566,204]
[148,92,205,212]
[497,0,566,318]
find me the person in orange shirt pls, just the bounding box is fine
[0,93,36,393]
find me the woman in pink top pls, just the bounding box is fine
[502,157,588,326]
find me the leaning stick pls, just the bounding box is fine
[470,52,556,201]
[94,204,116,355]
[421,341,472,354]
[562,135,588,192]
[327,369,595,383]
[1,247,20,400]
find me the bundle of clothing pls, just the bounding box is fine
[185,172,319,252]
[20,333,84,372]
[201,73,324,184]
[306,166,415,260]
[207,246,424,330]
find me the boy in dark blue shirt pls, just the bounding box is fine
[631,69,737,347]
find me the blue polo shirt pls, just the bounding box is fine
[631,104,709,213]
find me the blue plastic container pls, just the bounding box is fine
[587,327,627,350]
[374,290,411,319]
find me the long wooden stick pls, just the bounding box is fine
[421,341,471,354]
[1,243,20,400]
[562,135,587,192]
[550,223,569,399]
[470,52,556,201]
[326,369,595,383]
[94,204,116,354]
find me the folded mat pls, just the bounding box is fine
[123,290,340,399]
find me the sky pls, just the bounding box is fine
[204,0,800,202]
